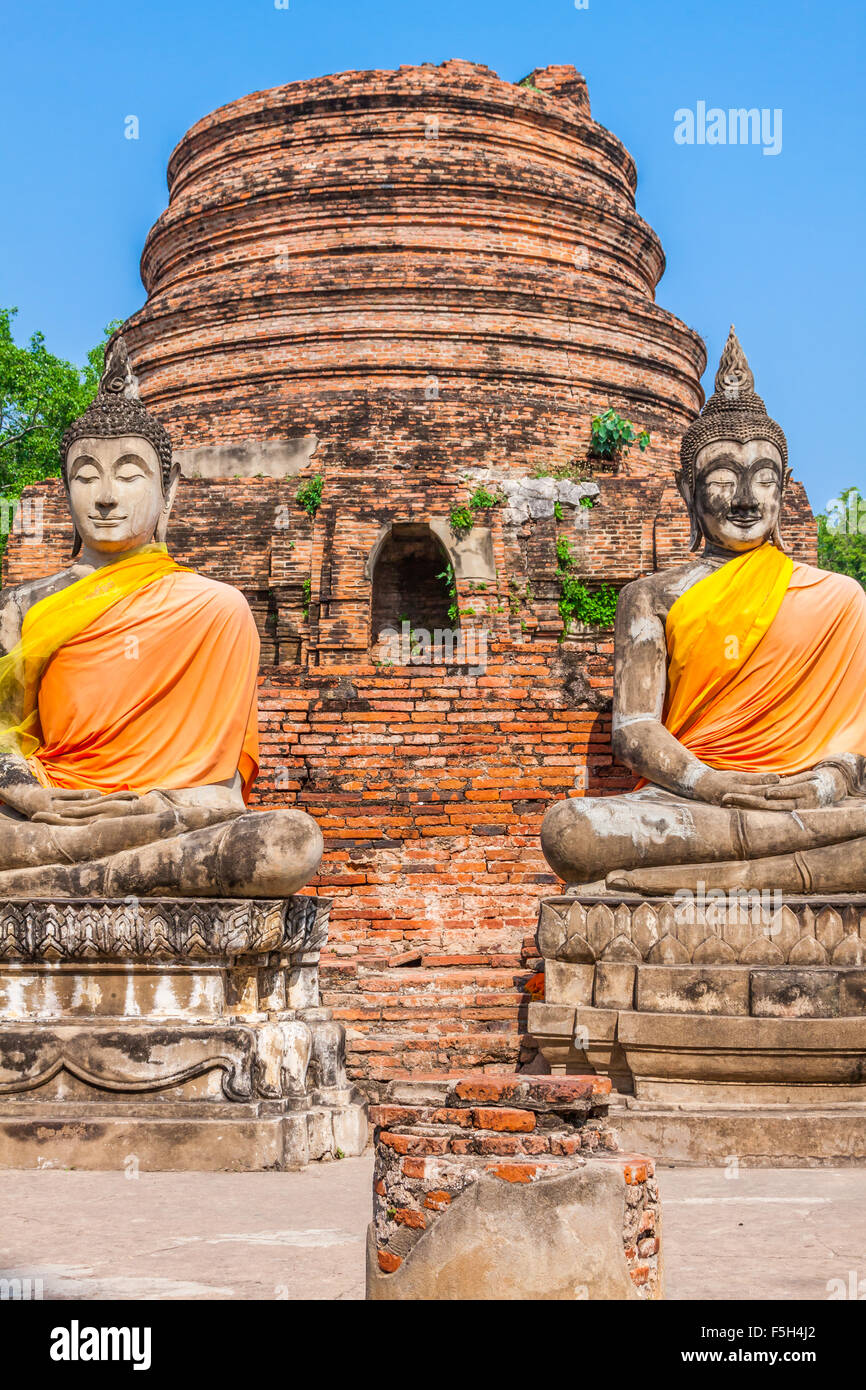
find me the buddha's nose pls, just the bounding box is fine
[731,475,758,512]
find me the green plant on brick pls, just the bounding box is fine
[589,408,650,463]
[555,534,618,635]
[302,577,312,619]
[437,563,459,624]
[467,485,499,512]
[449,484,501,538]
[296,473,323,517]
[448,503,475,538]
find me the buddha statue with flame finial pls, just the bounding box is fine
[0,339,322,898]
[541,327,866,896]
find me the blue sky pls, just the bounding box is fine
[2,0,864,511]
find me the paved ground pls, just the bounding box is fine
[1,1159,863,1300]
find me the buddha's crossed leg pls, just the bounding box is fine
[541,787,866,894]
[0,797,323,898]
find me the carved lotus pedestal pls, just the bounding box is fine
[0,897,368,1170]
[528,894,866,1166]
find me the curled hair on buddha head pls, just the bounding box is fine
[60,336,174,490]
[676,326,791,552]
[60,336,175,557]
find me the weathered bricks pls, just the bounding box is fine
[371,1072,661,1297]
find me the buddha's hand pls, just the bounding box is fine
[697,766,848,812]
[2,783,140,822]
[693,768,781,808]
[22,787,143,823]
[719,765,849,812]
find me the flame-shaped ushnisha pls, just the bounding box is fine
[60,335,174,490]
[679,326,788,491]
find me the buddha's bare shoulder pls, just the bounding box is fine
[0,568,80,653]
[617,558,718,627]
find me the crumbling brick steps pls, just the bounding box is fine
[367,1074,661,1299]
[322,958,541,1092]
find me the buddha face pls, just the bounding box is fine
[693,438,784,553]
[65,435,177,557]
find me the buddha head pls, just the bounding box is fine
[677,327,791,554]
[60,338,180,559]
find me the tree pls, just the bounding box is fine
[816,487,866,589]
[0,308,120,499]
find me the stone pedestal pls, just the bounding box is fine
[529,894,866,1166]
[0,897,367,1170]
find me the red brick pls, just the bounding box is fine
[401,1157,428,1179]
[452,1078,523,1104]
[430,1107,473,1128]
[369,1105,418,1127]
[472,1107,535,1133]
[622,1159,650,1185]
[424,1191,452,1211]
[380,1132,450,1156]
[394,1208,426,1229]
[486,1162,537,1184]
[377,1250,403,1273]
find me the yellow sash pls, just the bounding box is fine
[0,543,188,759]
[664,542,793,741]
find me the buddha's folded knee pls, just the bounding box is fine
[217,810,324,897]
[541,797,607,882]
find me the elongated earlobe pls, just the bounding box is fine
[771,466,793,553]
[155,460,182,542]
[675,469,702,552]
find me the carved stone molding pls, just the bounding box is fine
[536,895,866,969]
[0,1025,256,1101]
[0,895,331,962]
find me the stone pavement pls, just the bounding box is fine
[0,1158,863,1301]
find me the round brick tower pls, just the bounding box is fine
[123,60,705,477]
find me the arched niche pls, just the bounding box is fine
[368,522,455,646]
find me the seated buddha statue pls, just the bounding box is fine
[541,327,866,897]
[0,340,322,898]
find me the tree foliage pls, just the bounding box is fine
[0,308,119,499]
[816,487,866,589]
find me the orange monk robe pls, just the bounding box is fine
[663,543,866,776]
[26,571,260,801]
